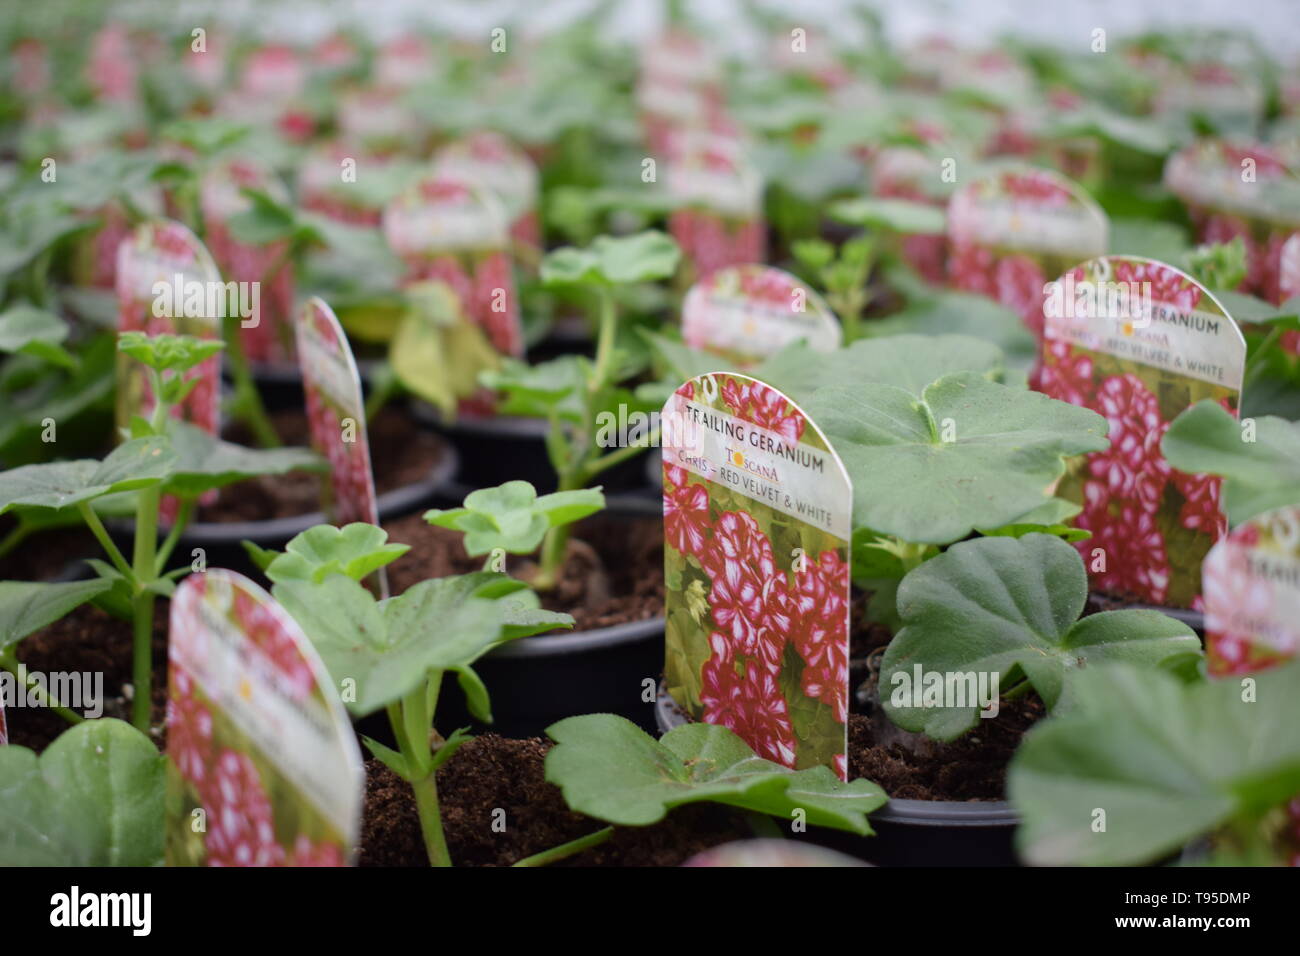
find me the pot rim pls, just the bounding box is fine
[108,439,459,547]
[410,401,551,440]
[654,682,1018,828]
[1087,592,1205,631]
[487,614,664,659]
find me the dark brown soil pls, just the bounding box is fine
[383,512,665,631]
[6,602,169,752]
[196,406,446,524]
[359,734,750,867]
[845,671,1044,801]
[0,522,97,582]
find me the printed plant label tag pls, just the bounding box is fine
[662,373,853,780]
[1164,139,1300,310]
[667,134,766,284]
[201,158,296,363]
[0,694,6,746]
[1203,505,1300,676]
[682,265,841,364]
[947,165,1107,337]
[295,298,380,531]
[115,219,222,435]
[383,175,523,357]
[165,569,363,866]
[432,132,541,255]
[1156,63,1266,132]
[1040,255,1247,609]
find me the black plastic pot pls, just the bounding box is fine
[235,356,386,412]
[654,683,1020,866]
[431,615,665,740]
[108,441,458,577]
[410,400,653,495]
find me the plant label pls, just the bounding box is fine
[947,165,1107,339]
[1202,505,1300,676]
[295,297,381,534]
[662,373,853,779]
[1040,255,1247,609]
[433,132,541,259]
[0,695,6,746]
[200,158,296,363]
[666,132,766,284]
[337,87,413,155]
[1155,63,1266,133]
[1164,140,1300,312]
[682,265,841,364]
[165,569,363,866]
[636,31,724,153]
[383,175,523,358]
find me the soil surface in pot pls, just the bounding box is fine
[196,407,446,524]
[7,602,168,752]
[0,523,97,581]
[359,735,750,867]
[382,512,665,631]
[845,608,1044,802]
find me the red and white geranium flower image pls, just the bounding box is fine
[202,750,286,867]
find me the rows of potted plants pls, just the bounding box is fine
[1,1,1299,868]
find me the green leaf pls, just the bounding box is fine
[0,306,74,368]
[545,714,886,834]
[1161,399,1300,525]
[857,293,1038,375]
[275,572,558,716]
[265,523,410,585]
[1010,660,1300,866]
[541,231,680,287]
[808,372,1108,544]
[0,719,165,865]
[0,579,114,651]
[362,736,412,781]
[424,481,605,556]
[829,196,946,235]
[881,534,1202,740]
[117,331,224,373]
[481,356,587,421]
[760,334,1007,407]
[0,436,175,513]
[162,420,323,497]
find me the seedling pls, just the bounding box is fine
[0,332,321,730]
[424,481,604,591]
[269,522,573,866]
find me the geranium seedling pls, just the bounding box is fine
[424,480,604,590]
[880,532,1202,741]
[1162,399,1300,526]
[544,714,885,833]
[1010,658,1300,866]
[271,523,573,865]
[0,331,321,731]
[256,522,410,586]
[661,373,854,779]
[165,570,363,866]
[1040,255,1246,608]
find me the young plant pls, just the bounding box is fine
[1162,398,1300,526]
[0,332,321,730]
[1009,659,1300,866]
[267,523,573,866]
[423,480,604,591]
[791,236,877,343]
[543,713,886,836]
[474,231,678,580]
[879,533,1202,740]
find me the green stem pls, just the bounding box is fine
[222,313,280,448]
[154,497,194,575]
[512,826,615,867]
[130,486,160,732]
[0,649,84,724]
[586,426,660,478]
[77,502,134,581]
[588,287,617,395]
[0,522,30,561]
[390,677,452,867]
